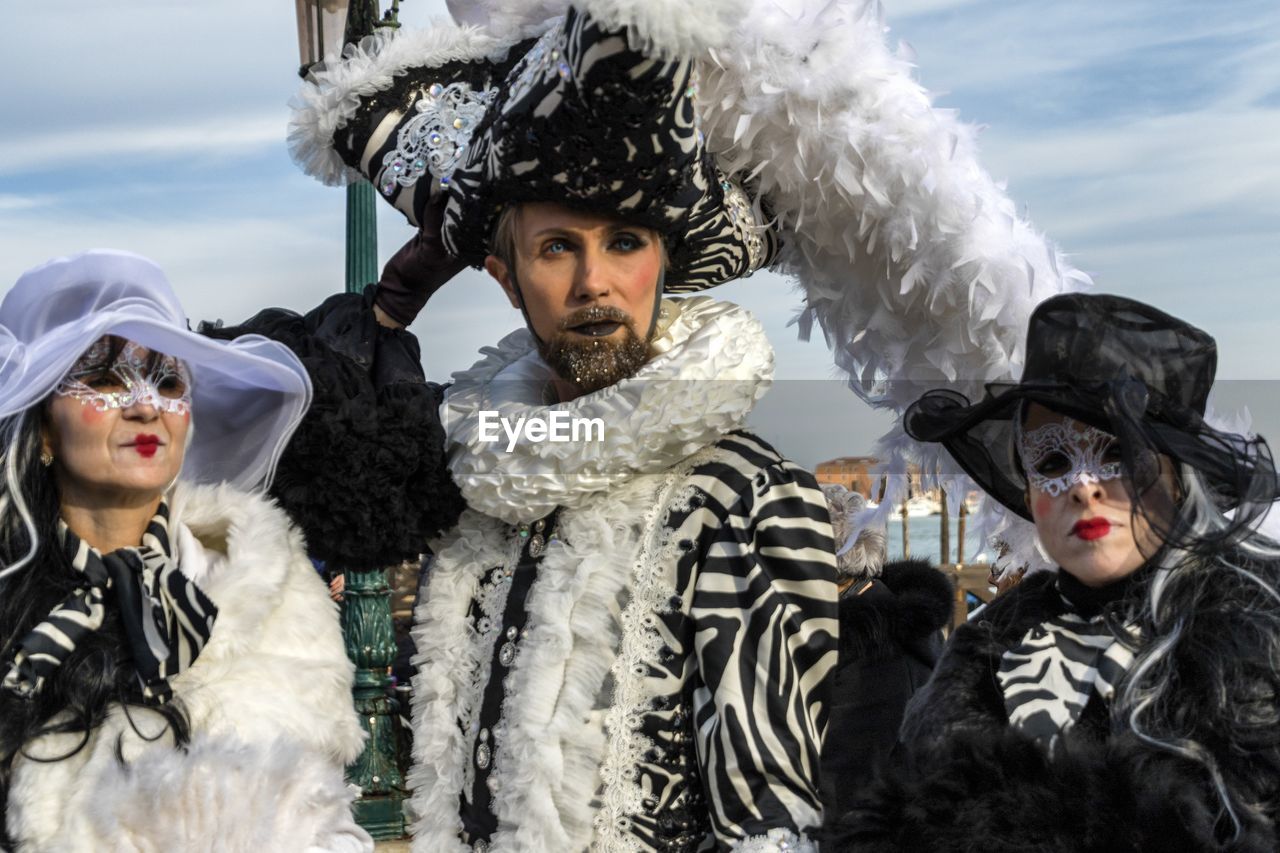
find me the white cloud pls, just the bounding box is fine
[887,0,1280,100]
[0,195,49,212]
[0,114,284,174]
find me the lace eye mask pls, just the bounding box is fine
[54,340,192,415]
[1016,419,1122,497]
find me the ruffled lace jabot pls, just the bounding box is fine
[443,296,774,523]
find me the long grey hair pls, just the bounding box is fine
[1114,462,1280,841]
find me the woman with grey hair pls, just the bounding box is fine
[833,293,1280,851]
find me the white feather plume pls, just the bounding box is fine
[690,0,1091,566]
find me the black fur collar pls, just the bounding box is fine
[837,559,955,663]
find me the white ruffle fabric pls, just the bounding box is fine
[442,295,773,523]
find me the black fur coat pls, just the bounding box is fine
[820,559,954,817]
[828,569,1280,852]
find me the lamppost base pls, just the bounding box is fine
[354,793,407,841]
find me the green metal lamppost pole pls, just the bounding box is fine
[295,0,407,840]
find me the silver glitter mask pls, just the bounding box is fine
[1016,418,1123,497]
[54,339,192,415]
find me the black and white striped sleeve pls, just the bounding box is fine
[689,439,839,849]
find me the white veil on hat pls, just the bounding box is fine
[0,250,312,492]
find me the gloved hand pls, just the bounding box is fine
[374,192,467,327]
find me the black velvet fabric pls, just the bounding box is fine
[200,287,464,571]
[821,559,954,819]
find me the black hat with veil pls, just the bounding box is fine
[904,293,1279,543]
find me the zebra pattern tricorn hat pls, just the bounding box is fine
[288,5,779,291]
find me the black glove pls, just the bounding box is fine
[373,193,467,326]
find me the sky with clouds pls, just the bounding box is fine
[2,0,1277,467]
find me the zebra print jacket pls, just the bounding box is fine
[830,568,1280,852]
[407,296,839,852]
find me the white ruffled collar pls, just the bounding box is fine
[443,296,773,523]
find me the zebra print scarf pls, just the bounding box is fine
[1,502,217,705]
[996,582,1140,749]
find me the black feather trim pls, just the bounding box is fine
[827,726,1276,852]
[838,559,955,663]
[200,288,464,570]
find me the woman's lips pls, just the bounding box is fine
[1072,518,1112,541]
[128,434,162,458]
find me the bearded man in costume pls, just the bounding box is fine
[230,0,1116,846]
[251,3,841,851]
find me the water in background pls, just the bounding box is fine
[882,515,991,565]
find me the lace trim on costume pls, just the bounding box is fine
[379,81,496,197]
[504,22,568,107]
[729,827,818,852]
[592,469,708,849]
[405,512,512,852]
[459,534,524,803]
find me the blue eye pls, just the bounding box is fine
[612,233,642,251]
[544,239,569,255]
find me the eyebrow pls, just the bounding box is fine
[529,227,575,240]
[528,224,642,240]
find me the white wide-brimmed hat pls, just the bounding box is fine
[0,250,312,492]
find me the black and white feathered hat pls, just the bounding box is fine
[289,3,778,291]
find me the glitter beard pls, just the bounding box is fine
[541,306,651,395]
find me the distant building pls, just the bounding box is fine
[815,457,938,503]
[814,456,880,499]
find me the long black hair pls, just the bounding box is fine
[0,405,191,845]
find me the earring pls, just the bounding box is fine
[40,450,53,467]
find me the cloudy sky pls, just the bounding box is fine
[2,0,1277,467]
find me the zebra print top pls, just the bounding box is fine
[408,430,839,852]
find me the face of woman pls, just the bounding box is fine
[1020,403,1178,587]
[42,337,191,508]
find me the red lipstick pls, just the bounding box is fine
[130,434,161,458]
[1072,518,1111,541]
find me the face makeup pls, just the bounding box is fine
[1072,518,1112,541]
[129,434,162,458]
[54,340,192,415]
[1017,419,1122,497]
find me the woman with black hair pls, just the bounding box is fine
[831,293,1280,851]
[0,251,371,852]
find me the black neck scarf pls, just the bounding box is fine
[2,502,218,706]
